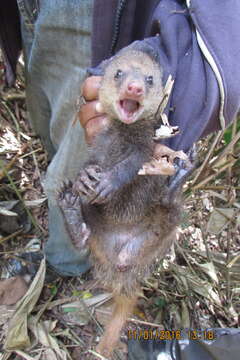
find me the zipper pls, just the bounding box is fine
[109,0,127,56]
[186,0,226,129]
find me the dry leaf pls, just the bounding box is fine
[181,300,190,328]
[29,318,65,359]
[154,124,180,139]
[196,262,219,284]
[207,208,235,234]
[4,258,46,350]
[14,350,39,360]
[187,277,221,307]
[0,276,28,305]
[138,143,190,176]
[95,301,114,327]
[61,293,112,326]
[138,157,176,176]
[0,207,18,216]
[0,200,19,211]
[0,305,16,325]
[41,349,58,360]
[173,265,221,306]
[169,304,181,328]
[24,198,47,207]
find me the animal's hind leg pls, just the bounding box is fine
[97,294,137,358]
[58,183,90,249]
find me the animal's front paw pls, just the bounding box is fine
[89,170,120,204]
[73,166,118,204]
[72,165,102,200]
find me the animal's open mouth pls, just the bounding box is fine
[117,99,143,124]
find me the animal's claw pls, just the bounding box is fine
[85,165,102,181]
[90,174,118,204]
[167,144,198,202]
[72,165,102,199]
[74,179,93,197]
[58,187,90,249]
[57,179,73,201]
[59,188,80,209]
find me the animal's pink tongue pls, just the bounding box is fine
[121,99,139,113]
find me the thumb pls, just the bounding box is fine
[95,101,104,114]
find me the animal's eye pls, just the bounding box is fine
[146,75,153,86]
[114,69,123,79]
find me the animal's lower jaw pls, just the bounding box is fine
[116,101,144,124]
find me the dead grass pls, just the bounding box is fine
[0,56,239,360]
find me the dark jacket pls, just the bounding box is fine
[92,0,240,151]
[1,0,240,151]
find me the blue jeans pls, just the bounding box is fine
[18,0,93,275]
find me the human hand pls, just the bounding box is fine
[78,76,110,144]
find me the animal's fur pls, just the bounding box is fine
[59,43,181,357]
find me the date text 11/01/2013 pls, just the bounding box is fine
[127,329,216,341]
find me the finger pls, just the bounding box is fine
[78,100,99,128]
[85,115,110,144]
[82,76,102,101]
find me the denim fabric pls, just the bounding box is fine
[18,0,93,276]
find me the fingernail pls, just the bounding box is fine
[95,102,104,113]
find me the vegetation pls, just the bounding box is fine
[0,58,239,360]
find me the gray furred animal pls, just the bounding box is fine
[59,42,183,357]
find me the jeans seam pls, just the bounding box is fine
[17,0,38,31]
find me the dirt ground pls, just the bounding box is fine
[0,58,239,360]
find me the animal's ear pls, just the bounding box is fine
[87,65,104,77]
[87,58,112,77]
[122,40,160,64]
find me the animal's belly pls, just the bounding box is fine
[87,203,177,270]
[87,214,177,295]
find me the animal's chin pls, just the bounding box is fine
[116,99,143,124]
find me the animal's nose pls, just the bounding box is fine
[126,82,144,97]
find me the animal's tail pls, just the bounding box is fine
[97,294,137,357]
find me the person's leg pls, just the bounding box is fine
[18,0,93,275]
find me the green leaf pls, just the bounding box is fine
[50,284,58,296]
[72,289,82,297]
[62,307,79,313]
[154,298,166,308]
